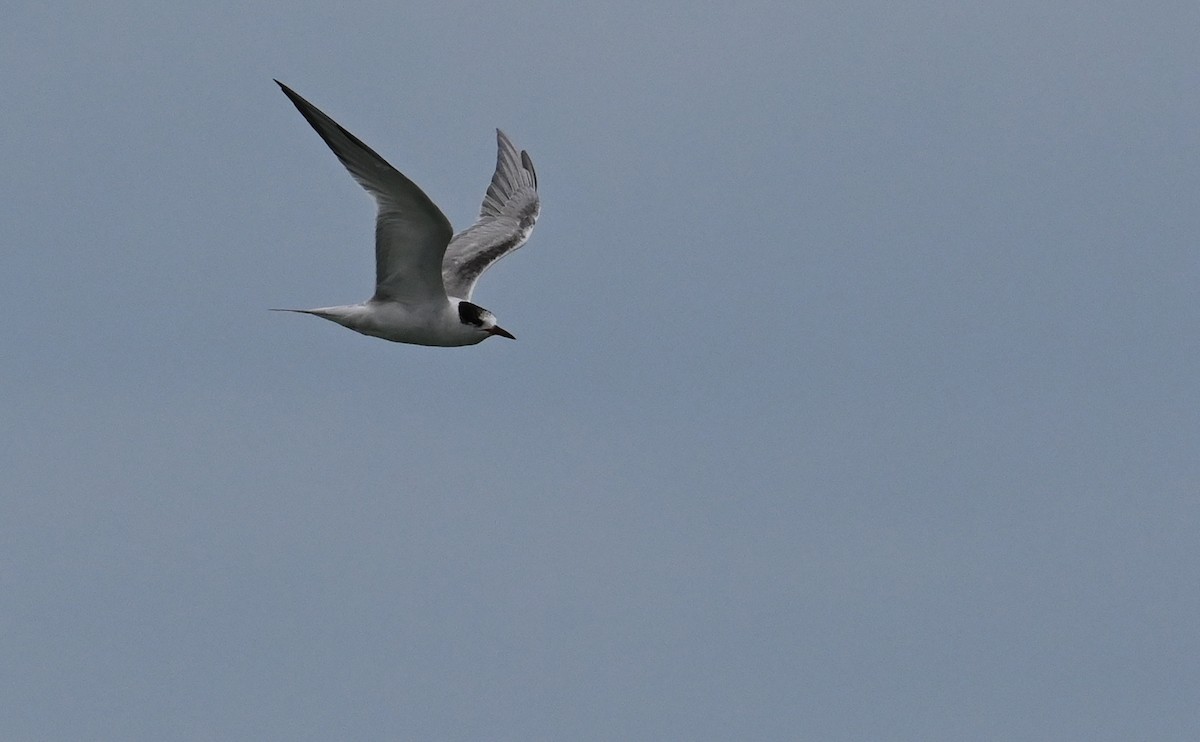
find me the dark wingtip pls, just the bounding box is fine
[275,80,301,103]
[520,150,537,188]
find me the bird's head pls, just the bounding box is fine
[457,300,515,341]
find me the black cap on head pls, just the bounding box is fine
[457,301,488,327]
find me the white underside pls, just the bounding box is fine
[297,298,487,347]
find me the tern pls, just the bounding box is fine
[272,80,540,346]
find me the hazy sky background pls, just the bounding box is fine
[3,2,1198,739]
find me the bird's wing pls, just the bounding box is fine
[442,129,540,301]
[277,81,453,305]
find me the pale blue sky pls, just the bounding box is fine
[3,2,1198,740]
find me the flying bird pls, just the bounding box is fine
[272,80,541,346]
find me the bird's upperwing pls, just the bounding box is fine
[442,130,540,301]
[276,81,453,304]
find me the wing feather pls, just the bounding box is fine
[276,81,452,304]
[442,129,540,300]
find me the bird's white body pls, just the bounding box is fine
[285,298,489,347]
[273,81,540,347]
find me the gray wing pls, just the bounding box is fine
[442,129,540,301]
[277,81,453,305]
